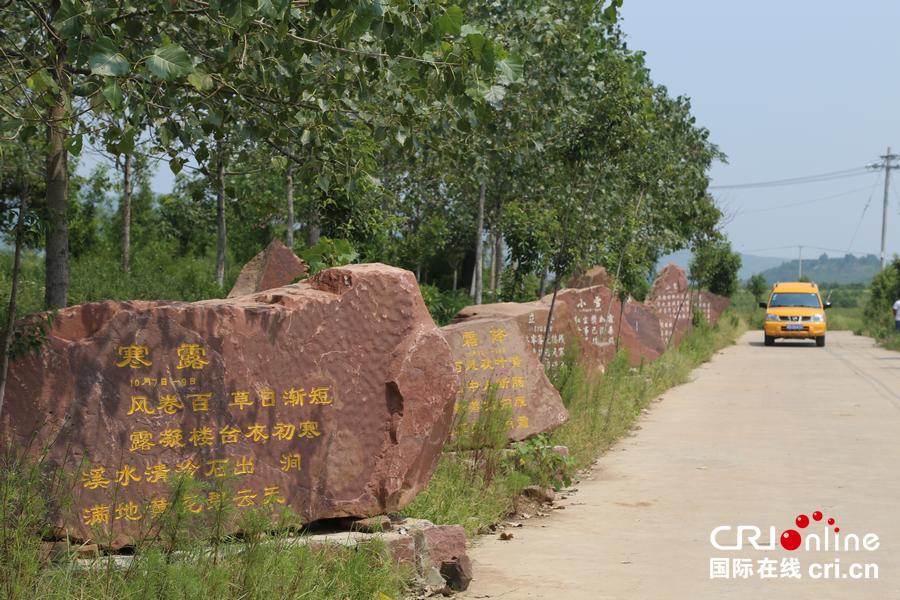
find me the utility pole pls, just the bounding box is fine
[867,147,900,270]
[798,245,802,280]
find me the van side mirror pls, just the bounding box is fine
[758,302,767,309]
[824,302,832,309]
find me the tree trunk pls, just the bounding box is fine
[0,182,30,420]
[285,154,294,249]
[307,199,320,249]
[452,265,457,291]
[474,181,485,305]
[538,265,548,298]
[44,45,70,310]
[488,225,497,291]
[122,151,133,271]
[214,142,227,286]
[494,231,503,288]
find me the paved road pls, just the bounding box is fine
[462,331,900,599]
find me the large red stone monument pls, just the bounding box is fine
[1,264,457,549]
[440,318,569,442]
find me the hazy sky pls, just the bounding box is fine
[620,0,900,263]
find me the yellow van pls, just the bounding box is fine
[759,282,832,347]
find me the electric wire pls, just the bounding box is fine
[709,167,870,190]
[843,171,882,255]
[737,185,875,215]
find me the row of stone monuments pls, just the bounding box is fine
[0,240,729,551]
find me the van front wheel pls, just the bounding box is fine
[816,335,825,347]
[764,335,775,346]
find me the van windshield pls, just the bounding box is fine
[769,293,821,308]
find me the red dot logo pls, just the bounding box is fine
[812,511,823,521]
[835,527,840,533]
[796,515,809,528]
[781,529,802,551]
[827,518,835,525]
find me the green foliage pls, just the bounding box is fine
[509,434,577,492]
[747,273,768,302]
[298,238,359,277]
[690,236,742,298]
[862,255,900,339]
[419,285,473,327]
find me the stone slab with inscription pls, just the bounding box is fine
[692,290,731,327]
[1,264,457,549]
[227,238,308,298]
[440,318,569,442]
[567,265,612,290]
[645,263,692,348]
[540,288,664,367]
[451,302,612,373]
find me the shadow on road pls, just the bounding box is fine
[746,340,818,348]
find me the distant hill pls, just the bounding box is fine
[656,251,791,282]
[759,253,879,285]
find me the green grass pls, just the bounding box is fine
[0,441,409,600]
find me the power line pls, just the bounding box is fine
[736,184,876,215]
[843,172,882,256]
[709,167,870,190]
[741,244,876,256]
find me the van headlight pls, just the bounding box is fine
[811,313,825,322]
[765,314,779,321]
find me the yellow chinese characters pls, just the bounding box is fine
[205,459,229,477]
[235,490,257,507]
[144,463,170,483]
[219,425,241,444]
[462,332,478,347]
[510,356,522,368]
[82,468,111,490]
[127,396,154,415]
[264,486,285,505]
[115,502,142,521]
[490,328,507,344]
[158,394,184,415]
[188,393,211,411]
[229,392,253,410]
[159,429,186,448]
[280,453,301,471]
[175,460,201,477]
[116,345,151,369]
[235,456,254,475]
[283,387,306,406]
[245,424,269,442]
[189,427,214,447]
[260,390,275,406]
[272,423,295,440]
[297,421,321,438]
[309,387,330,405]
[129,431,155,451]
[115,465,141,486]
[176,344,210,369]
[83,504,110,526]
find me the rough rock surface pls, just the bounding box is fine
[645,263,692,348]
[441,318,569,442]
[692,290,731,327]
[645,264,731,345]
[567,265,612,290]
[451,301,611,373]
[227,238,307,298]
[540,288,664,367]
[1,264,457,549]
